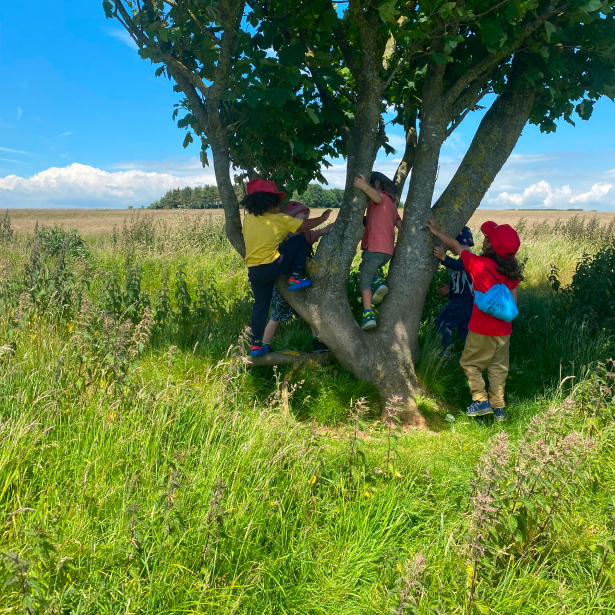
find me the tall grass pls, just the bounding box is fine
[1,211,615,613]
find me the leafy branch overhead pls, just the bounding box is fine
[103,0,615,195]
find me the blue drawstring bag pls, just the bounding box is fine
[474,284,518,322]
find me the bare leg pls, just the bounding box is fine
[361,288,373,310]
[263,320,280,344]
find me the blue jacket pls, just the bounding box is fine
[442,255,474,303]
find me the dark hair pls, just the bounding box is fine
[370,171,397,200]
[483,247,525,282]
[242,191,281,216]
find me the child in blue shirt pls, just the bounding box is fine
[434,226,474,354]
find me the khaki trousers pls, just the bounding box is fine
[460,331,510,409]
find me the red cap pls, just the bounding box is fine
[285,201,309,218]
[246,178,286,202]
[481,221,520,258]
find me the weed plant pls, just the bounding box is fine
[0,211,614,612]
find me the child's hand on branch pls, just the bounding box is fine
[321,209,333,222]
[354,174,369,190]
[425,218,441,235]
[433,245,446,261]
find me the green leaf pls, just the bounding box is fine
[431,52,452,65]
[544,21,557,42]
[183,132,193,148]
[102,0,114,19]
[306,108,320,124]
[580,0,603,12]
[378,0,399,23]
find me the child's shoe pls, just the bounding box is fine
[493,407,505,422]
[249,344,271,357]
[372,276,389,305]
[312,338,330,354]
[288,276,312,291]
[361,309,377,330]
[466,400,493,416]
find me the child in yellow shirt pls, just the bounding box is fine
[242,179,332,356]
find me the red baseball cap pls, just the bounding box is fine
[481,221,520,258]
[285,201,309,218]
[246,178,286,202]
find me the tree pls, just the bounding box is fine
[104,0,615,426]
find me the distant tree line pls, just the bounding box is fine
[149,184,345,210]
[149,186,223,209]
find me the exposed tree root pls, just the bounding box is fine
[244,350,333,368]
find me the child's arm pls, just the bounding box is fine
[425,219,469,256]
[511,287,518,304]
[317,223,334,238]
[297,209,333,232]
[395,218,402,230]
[354,174,383,204]
[434,245,464,270]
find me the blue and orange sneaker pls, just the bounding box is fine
[288,276,312,291]
[372,276,389,305]
[361,309,377,330]
[249,343,271,357]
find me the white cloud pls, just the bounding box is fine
[54,131,75,139]
[0,158,32,165]
[16,108,23,119]
[0,163,217,208]
[489,181,613,209]
[0,146,31,155]
[106,28,136,48]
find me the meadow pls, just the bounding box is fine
[1,208,615,614]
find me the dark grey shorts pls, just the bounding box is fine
[270,286,296,322]
[359,250,391,290]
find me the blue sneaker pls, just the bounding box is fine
[288,275,311,291]
[494,407,505,422]
[249,344,270,357]
[372,276,388,305]
[361,309,377,330]
[467,400,493,417]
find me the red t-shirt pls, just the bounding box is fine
[460,250,520,337]
[361,192,400,255]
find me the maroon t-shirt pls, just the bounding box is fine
[460,250,520,337]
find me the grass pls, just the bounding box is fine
[1,211,615,613]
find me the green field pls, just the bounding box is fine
[1,210,614,613]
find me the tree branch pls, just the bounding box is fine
[393,114,418,193]
[325,0,361,77]
[433,88,536,234]
[442,0,564,108]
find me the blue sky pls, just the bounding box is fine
[1,1,614,209]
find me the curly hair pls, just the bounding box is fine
[483,246,525,282]
[242,191,281,216]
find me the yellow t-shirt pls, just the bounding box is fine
[243,212,303,267]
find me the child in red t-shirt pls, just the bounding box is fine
[354,172,402,330]
[426,218,524,421]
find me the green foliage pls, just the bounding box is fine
[149,185,225,209]
[35,224,89,258]
[550,240,615,329]
[295,183,345,209]
[0,210,13,244]
[103,0,615,194]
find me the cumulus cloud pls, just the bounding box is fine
[0,163,217,208]
[489,181,613,209]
